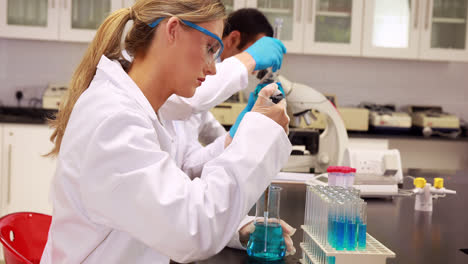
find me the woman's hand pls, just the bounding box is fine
[251,83,289,133]
[239,218,297,256]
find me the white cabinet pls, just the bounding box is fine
[419,0,468,61]
[60,0,123,42]
[363,0,468,61]
[0,124,56,217]
[0,0,59,40]
[245,0,305,53]
[0,0,124,42]
[303,0,364,56]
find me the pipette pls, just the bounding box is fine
[257,18,283,85]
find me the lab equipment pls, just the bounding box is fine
[301,185,395,264]
[279,75,349,173]
[360,103,411,133]
[327,166,356,188]
[256,18,284,84]
[294,106,370,132]
[408,105,461,138]
[412,177,456,212]
[343,148,403,197]
[247,185,286,261]
[357,203,367,250]
[42,84,68,110]
[148,18,225,63]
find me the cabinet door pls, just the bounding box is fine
[362,0,421,59]
[419,0,468,61]
[59,0,123,42]
[0,0,59,40]
[245,0,305,53]
[303,0,363,56]
[1,124,56,216]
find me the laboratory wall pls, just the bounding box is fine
[0,38,467,120]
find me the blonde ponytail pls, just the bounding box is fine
[47,8,132,156]
[47,0,225,157]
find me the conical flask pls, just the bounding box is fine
[247,185,286,261]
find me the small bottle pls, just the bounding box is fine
[349,167,356,187]
[327,166,337,186]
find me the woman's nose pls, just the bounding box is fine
[204,61,217,76]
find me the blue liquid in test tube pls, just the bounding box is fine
[335,219,346,250]
[358,202,367,250]
[346,221,357,250]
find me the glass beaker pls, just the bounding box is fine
[246,185,286,261]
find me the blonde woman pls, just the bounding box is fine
[41,1,291,263]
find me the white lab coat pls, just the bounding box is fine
[40,55,291,264]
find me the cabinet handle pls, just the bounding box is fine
[308,0,314,23]
[63,0,68,9]
[7,144,12,204]
[413,0,419,28]
[50,0,55,9]
[425,0,431,29]
[295,0,302,23]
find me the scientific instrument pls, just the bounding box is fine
[342,148,403,197]
[301,185,395,264]
[408,105,461,138]
[42,84,68,110]
[360,103,411,133]
[412,177,456,212]
[247,185,286,261]
[279,76,349,173]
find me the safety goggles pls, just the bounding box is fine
[148,17,224,64]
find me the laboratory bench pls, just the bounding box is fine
[190,169,468,264]
[0,107,56,124]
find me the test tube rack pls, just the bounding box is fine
[300,225,395,264]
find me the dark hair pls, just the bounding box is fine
[223,8,273,50]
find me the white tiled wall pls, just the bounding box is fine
[0,38,467,122]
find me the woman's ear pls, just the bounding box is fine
[165,17,182,44]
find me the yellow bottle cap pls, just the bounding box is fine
[434,178,444,189]
[414,177,427,188]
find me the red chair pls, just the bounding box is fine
[0,212,51,264]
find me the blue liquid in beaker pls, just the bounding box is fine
[246,222,286,261]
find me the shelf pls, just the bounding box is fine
[316,11,351,18]
[432,17,466,24]
[301,225,395,264]
[257,7,292,15]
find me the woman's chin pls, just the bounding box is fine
[177,86,197,98]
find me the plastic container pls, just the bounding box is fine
[0,212,52,264]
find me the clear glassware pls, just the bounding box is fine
[247,185,286,261]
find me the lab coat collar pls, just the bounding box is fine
[96,55,157,122]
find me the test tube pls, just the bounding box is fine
[345,201,358,250]
[358,202,367,250]
[335,201,346,251]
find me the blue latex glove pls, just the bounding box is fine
[229,82,285,138]
[245,37,287,72]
